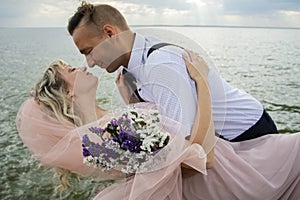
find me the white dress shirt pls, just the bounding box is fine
[124,33,263,140]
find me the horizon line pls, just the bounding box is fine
[131,24,300,29]
[1,24,299,30]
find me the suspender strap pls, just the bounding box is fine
[123,42,183,102]
[147,42,183,57]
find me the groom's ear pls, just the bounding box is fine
[103,25,116,38]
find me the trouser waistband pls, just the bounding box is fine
[230,109,278,142]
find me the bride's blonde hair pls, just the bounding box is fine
[34,60,82,192]
[34,60,82,126]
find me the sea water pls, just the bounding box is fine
[0,26,299,199]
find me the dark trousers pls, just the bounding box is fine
[230,110,278,142]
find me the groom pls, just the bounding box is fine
[67,2,278,142]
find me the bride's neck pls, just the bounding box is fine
[95,105,108,119]
[73,94,108,124]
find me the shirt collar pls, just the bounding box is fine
[127,32,146,72]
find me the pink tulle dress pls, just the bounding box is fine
[17,99,300,199]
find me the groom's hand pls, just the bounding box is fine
[115,72,140,104]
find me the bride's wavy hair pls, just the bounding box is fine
[34,60,81,192]
[34,60,81,126]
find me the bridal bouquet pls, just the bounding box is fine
[81,109,171,174]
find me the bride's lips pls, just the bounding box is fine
[86,71,97,78]
[85,71,92,76]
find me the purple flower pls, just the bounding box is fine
[82,134,102,157]
[82,147,91,157]
[88,143,101,157]
[82,134,91,147]
[118,116,131,128]
[101,140,119,159]
[116,130,142,153]
[118,130,128,142]
[110,119,119,127]
[89,127,105,134]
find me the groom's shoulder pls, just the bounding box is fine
[143,45,187,79]
[146,45,185,66]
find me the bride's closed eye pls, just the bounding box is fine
[67,67,76,72]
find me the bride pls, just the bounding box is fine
[16,51,300,199]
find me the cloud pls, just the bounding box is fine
[0,0,37,18]
[100,0,192,10]
[216,0,300,27]
[0,0,299,27]
[0,0,77,27]
[222,0,300,15]
[91,0,194,25]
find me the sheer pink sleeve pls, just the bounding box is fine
[16,99,208,198]
[16,99,124,180]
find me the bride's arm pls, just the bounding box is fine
[183,51,215,168]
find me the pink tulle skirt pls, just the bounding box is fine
[183,133,300,200]
[94,133,300,200]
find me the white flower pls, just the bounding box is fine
[159,132,170,147]
[141,136,159,152]
[135,118,144,123]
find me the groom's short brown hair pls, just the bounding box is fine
[67,1,129,35]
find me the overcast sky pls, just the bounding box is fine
[0,0,299,28]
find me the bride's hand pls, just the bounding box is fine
[183,50,209,80]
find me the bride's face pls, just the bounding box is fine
[58,63,98,95]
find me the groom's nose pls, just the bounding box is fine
[86,55,96,68]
